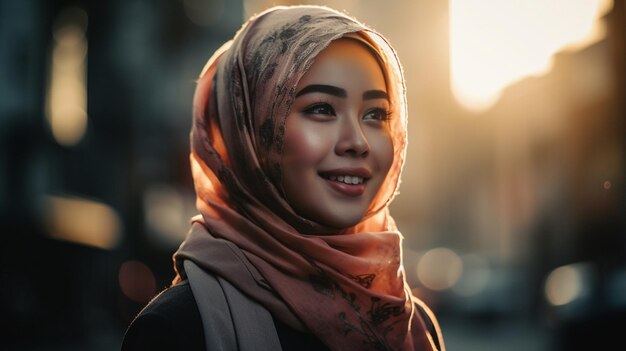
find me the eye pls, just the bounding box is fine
[363,107,391,121]
[303,102,336,116]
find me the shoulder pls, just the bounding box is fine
[121,281,204,351]
[414,299,445,351]
[121,278,330,351]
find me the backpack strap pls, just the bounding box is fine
[184,260,283,351]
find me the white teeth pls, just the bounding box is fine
[323,174,364,185]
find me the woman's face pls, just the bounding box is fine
[282,39,394,230]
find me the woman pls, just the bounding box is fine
[122,5,444,351]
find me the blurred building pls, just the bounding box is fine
[1,0,243,349]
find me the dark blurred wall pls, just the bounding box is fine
[0,0,243,349]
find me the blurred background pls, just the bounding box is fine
[1,0,624,350]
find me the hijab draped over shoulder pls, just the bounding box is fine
[173,5,442,351]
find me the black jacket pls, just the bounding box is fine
[121,281,330,351]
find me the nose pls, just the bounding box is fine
[335,115,369,157]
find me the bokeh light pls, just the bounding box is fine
[144,184,196,248]
[452,254,491,296]
[46,7,88,146]
[119,261,157,303]
[44,195,122,250]
[544,263,591,306]
[417,248,463,291]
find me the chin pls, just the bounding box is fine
[317,211,366,231]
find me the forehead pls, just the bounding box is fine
[297,38,387,90]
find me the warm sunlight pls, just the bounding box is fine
[450,0,612,112]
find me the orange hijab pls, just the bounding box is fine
[174,5,441,351]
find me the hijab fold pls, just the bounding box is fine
[173,5,441,351]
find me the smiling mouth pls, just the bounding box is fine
[319,172,369,197]
[320,174,365,185]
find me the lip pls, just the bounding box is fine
[319,167,371,197]
[324,179,366,197]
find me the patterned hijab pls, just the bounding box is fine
[173,5,442,351]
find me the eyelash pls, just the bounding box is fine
[364,108,393,121]
[302,102,392,121]
[303,102,335,116]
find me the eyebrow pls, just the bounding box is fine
[295,84,389,101]
[363,90,389,100]
[296,84,346,98]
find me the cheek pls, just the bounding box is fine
[281,117,334,219]
[370,130,394,175]
[282,119,333,169]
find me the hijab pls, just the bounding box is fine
[173,5,442,351]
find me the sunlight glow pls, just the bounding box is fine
[450,0,612,112]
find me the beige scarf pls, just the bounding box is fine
[173,5,441,351]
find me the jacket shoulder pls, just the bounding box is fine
[121,281,204,351]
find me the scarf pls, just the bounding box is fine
[173,5,441,351]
